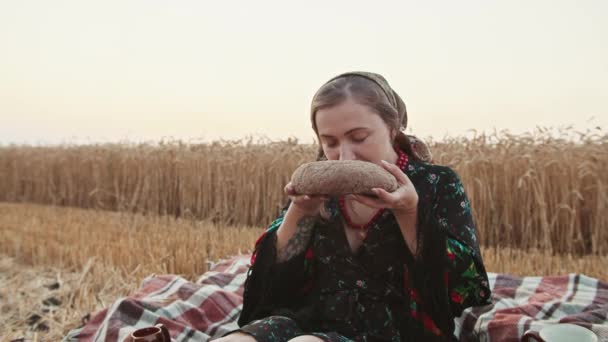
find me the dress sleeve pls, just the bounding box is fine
[404,239,490,335]
[445,238,491,317]
[403,166,491,337]
[238,207,316,326]
[435,167,491,317]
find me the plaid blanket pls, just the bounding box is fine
[64,255,608,342]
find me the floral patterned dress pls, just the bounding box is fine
[229,157,491,342]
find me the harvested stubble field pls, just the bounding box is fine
[1,203,607,341]
[0,203,262,341]
[0,130,607,340]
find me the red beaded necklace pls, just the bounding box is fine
[339,148,409,231]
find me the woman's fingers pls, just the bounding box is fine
[289,191,327,204]
[352,186,411,211]
[284,182,298,196]
[300,194,328,202]
[285,181,330,212]
[372,187,396,203]
[288,192,330,216]
[380,160,411,186]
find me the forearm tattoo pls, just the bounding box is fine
[277,215,316,263]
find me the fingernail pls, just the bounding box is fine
[381,160,388,164]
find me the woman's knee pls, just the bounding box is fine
[288,335,326,342]
[212,332,257,342]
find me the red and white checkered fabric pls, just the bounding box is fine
[65,255,608,341]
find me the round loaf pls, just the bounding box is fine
[290,160,399,196]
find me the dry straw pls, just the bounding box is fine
[0,130,606,254]
[1,202,606,340]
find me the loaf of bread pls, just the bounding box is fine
[290,160,398,196]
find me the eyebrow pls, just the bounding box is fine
[319,127,368,138]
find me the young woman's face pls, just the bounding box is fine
[315,97,397,165]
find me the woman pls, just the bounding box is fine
[216,72,491,341]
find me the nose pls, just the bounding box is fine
[339,144,355,161]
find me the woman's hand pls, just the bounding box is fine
[285,182,329,216]
[351,160,418,216]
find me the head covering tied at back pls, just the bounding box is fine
[318,71,432,163]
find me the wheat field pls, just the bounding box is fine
[1,130,606,255]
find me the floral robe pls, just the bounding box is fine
[237,159,491,341]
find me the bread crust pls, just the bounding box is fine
[290,160,399,196]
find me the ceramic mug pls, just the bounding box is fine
[130,323,171,342]
[521,323,597,342]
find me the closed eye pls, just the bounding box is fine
[324,140,337,148]
[351,132,370,143]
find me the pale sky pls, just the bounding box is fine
[1,0,606,145]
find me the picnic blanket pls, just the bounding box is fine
[64,255,608,342]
